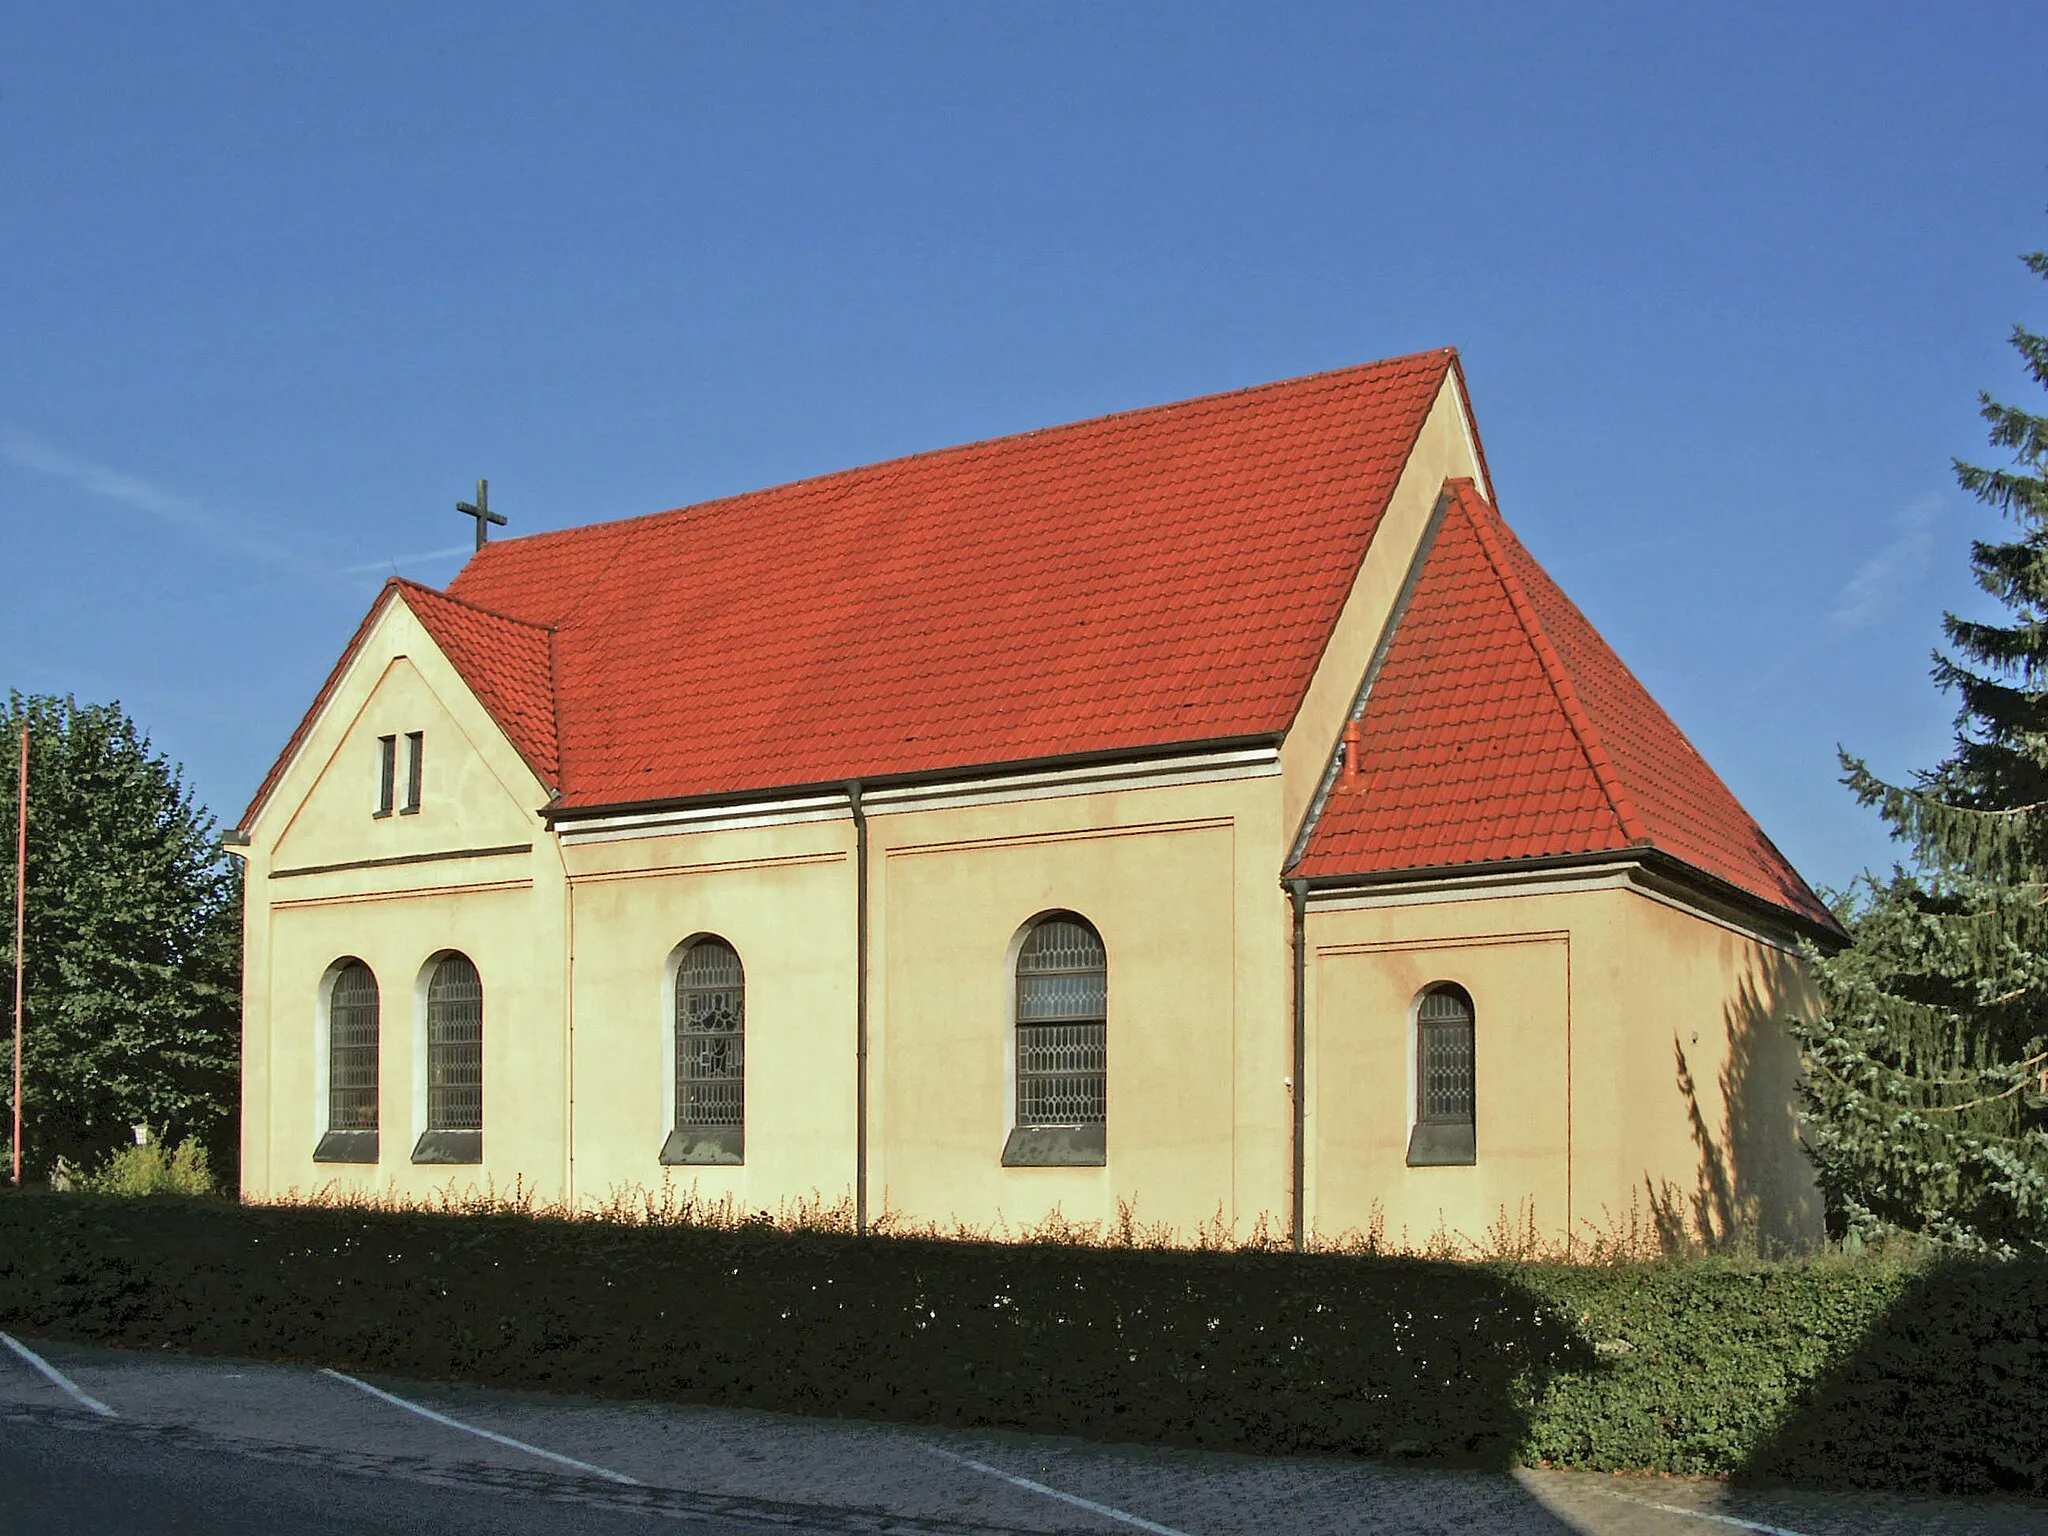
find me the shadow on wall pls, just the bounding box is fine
[1651,945,1823,1254]
[1735,1255,2048,1496]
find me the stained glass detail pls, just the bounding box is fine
[676,938,744,1129]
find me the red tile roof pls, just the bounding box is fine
[432,349,1460,811]
[395,581,559,785]
[1290,480,1838,935]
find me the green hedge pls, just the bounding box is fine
[0,1193,2042,1494]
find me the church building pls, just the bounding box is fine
[232,349,1839,1250]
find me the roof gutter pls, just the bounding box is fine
[537,733,1283,827]
[1294,846,1844,950]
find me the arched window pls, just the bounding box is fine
[314,960,379,1164]
[662,937,745,1165]
[1002,913,1107,1167]
[413,953,483,1164]
[1408,983,1476,1166]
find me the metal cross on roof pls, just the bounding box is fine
[457,479,507,551]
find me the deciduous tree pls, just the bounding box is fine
[0,693,240,1182]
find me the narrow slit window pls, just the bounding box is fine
[663,938,745,1165]
[375,735,397,817]
[1003,913,1107,1167]
[402,732,423,814]
[1408,984,1476,1166]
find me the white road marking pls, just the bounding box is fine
[320,1367,640,1486]
[1635,1505,1812,1536]
[1573,1483,1815,1536]
[923,1442,1196,1536]
[0,1333,117,1418]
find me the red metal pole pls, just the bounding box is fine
[12,719,25,1186]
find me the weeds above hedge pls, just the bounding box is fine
[246,1173,1730,1266]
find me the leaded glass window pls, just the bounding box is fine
[1417,986,1475,1123]
[1408,984,1476,1166]
[675,938,744,1130]
[1014,915,1107,1128]
[327,961,379,1131]
[426,953,483,1132]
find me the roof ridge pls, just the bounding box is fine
[1455,481,1650,846]
[469,349,1461,553]
[393,576,556,634]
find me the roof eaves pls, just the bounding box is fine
[1296,847,1846,951]
[540,731,1285,824]
[235,580,407,836]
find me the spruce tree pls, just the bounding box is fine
[0,693,241,1182]
[1798,245,2048,1250]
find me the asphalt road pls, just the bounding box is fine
[0,1334,2040,1536]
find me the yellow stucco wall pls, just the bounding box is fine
[1302,877,1822,1253]
[562,828,856,1210]
[866,779,1285,1236]
[241,600,565,1202]
[1309,919,1571,1247]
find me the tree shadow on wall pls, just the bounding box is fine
[1649,945,1823,1254]
[1733,1254,2048,1496]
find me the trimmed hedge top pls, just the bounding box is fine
[1,1194,2042,1495]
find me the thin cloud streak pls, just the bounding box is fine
[0,427,307,571]
[338,545,473,575]
[1542,528,1706,573]
[1831,494,1943,630]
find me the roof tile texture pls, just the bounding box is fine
[1293,481,1835,931]
[444,351,1456,808]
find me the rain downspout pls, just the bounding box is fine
[1287,876,1309,1252]
[847,780,870,1236]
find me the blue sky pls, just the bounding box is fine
[2,3,2044,893]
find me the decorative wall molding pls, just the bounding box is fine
[271,842,533,881]
[886,814,1234,862]
[568,850,848,885]
[271,877,534,912]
